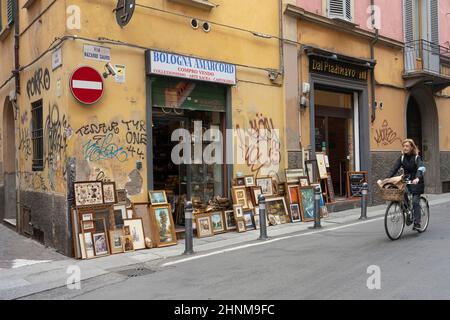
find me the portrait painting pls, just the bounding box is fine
[93,233,109,256]
[109,230,124,254]
[123,218,146,250]
[122,235,134,252]
[102,182,117,204]
[290,204,301,223]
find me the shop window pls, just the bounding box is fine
[328,0,352,22]
[31,100,44,171]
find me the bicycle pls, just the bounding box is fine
[381,179,430,241]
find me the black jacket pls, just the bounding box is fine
[388,153,425,194]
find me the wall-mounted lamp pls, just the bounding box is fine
[371,101,383,123]
[330,54,338,60]
[268,71,280,81]
[300,95,309,111]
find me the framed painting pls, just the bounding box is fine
[196,214,214,238]
[265,197,289,219]
[151,204,177,247]
[81,231,95,259]
[116,189,127,203]
[122,235,135,252]
[74,181,104,207]
[81,220,95,232]
[123,218,146,250]
[233,204,244,220]
[251,186,263,206]
[254,215,260,230]
[109,230,124,254]
[232,186,249,209]
[81,213,93,221]
[243,209,255,230]
[236,219,246,233]
[299,186,315,222]
[71,209,82,259]
[256,177,273,196]
[287,184,300,204]
[305,160,320,184]
[210,211,225,234]
[132,202,153,248]
[290,203,301,223]
[113,204,126,229]
[224,210,236,231]
[235,177,246,186]
[299,176,309,187]
[93,232,109,257]
[277,183,286,196]
[102,182,117,204]
[244,175,255,187]
[315,152,328,179]
[148,190,168,205]
[285,169,305,184]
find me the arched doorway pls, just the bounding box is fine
[2,98,17,225]
[406,86,440,193]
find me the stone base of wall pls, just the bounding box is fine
[440,152,450,192]
[370,151,401,205]
[20,191,70,256]
[288,151,303,169]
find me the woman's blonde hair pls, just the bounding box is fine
[402,139,419,155]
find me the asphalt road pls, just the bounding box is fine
[24,202,450,300]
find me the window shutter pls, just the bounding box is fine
[429,0,439,45]
[329,0,352,21]
[7,0,15,25]
[345,0,352,21]
[404,0,414,43]
[329,0,344,18]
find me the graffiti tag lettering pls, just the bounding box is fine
[19,128,32,160]
[374,120,402,146]
[75,122,120,137]
[82,133,128,162]
[27,68,51,98]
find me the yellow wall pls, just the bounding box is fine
[437,96,450,151]
[5,0,284,202]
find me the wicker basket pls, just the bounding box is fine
[380,187,404,202]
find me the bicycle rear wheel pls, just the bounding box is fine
[384,201,405,240]
[416,197,430,233]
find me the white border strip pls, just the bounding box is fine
[162,216,384,267]
[72,80,102,90]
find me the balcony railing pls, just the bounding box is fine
[404,39,450,79]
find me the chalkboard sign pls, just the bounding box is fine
[347,171,368,198]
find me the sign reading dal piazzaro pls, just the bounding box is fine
[147,50,236,85]
[309,56,368,82]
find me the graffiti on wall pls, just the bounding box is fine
[236,113,281,179]
[19,128,32,160]
[76,120,147,162]
[26,68,51,99]
[374,120,402,146]
[45,103,70,171]
[122,120,147,160]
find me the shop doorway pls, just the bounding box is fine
[314,89,354,198]
[406,97,423,154]
[2,98,17,225]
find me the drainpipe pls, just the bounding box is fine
[370,0,378,123]
[279,0,285,76]
[14,1,20,95]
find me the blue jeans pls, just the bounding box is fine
[405,186,421,223]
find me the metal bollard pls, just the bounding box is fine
[258,194,269,240]
[359,182,369,220]
[183,201,194,255]
[311,185,322,229]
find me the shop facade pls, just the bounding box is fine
[0,0,285,256]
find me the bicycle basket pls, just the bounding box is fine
[380,187,404,202]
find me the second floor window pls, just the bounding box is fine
[328,0,352,22]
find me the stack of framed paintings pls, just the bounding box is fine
[286,184,302,223]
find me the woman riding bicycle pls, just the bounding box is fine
[387,139,426,230]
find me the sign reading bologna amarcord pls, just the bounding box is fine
[309,55,368,82]
[147,50,236,85]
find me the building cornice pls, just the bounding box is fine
[285,4,404,49]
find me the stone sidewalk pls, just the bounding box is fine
[1,193,450,300]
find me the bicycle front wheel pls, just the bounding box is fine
[416,197,430,233]
[384,201,405,240]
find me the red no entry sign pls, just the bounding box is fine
[70,66,104,105]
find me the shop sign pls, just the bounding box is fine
[309,56,368,82]
[83,44,111,62]
[147,50,236,85]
